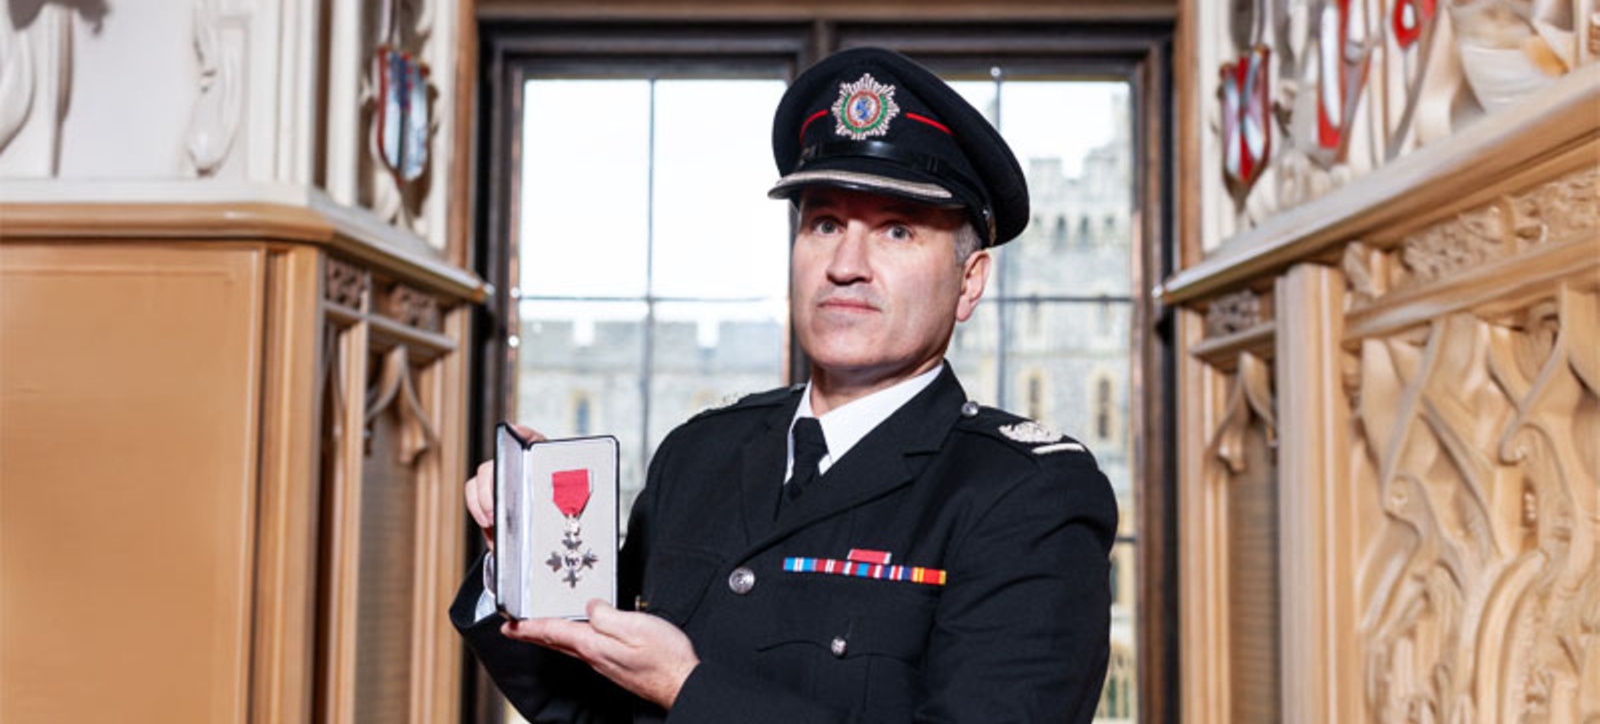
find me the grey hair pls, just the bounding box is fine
[954,223,984,262]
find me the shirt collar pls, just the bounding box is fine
[787,363,944,479]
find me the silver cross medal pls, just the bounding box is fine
[547,517,599,587]
[547,469,599,587]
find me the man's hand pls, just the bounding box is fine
[464,424,545,550]
[503,599,700,710]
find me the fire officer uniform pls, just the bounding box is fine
[451,47,1118,724]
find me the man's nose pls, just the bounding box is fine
[825,223,871,284]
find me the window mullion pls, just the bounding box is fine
[991,67,1009,410]
[641,76,658,471]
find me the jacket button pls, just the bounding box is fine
[830,635,848,657]
[728,567,756,595]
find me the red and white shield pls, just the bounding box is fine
[1221,46,1272,193]
[1392,0,1437,49]
[1317,0,1371,156]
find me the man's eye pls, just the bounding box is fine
[813,219,840,234]
[886,225,912,241]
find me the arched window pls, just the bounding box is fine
[1108,555,1120,606]
[1093,373,1116,442]
[1098,643,1136,719]
[488,25,1156,723]
[1026,371,1045,421]
[572,394,592,436]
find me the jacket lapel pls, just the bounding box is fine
[735,395,801,543]
[762,366,966,544]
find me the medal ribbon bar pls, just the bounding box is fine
[783,556,946,586]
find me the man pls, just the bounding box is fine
[452,47,1117,723]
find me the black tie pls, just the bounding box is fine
[786,417,828,507]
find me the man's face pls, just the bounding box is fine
[791,188,989,390]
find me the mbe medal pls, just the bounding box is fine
[546,469,599,587]
[495,428,617,620]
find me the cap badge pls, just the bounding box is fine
[831,73,900,140]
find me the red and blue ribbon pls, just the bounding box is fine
[783,556,946,586]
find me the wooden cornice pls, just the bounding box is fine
[1159,64,1600,308]
[0,197,487,304]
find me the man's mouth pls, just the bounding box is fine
[818,297,878,313]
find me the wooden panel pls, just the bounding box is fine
[353,362,421,724]
[418,308,474,723]
[317,315,371,724]
[318,280,458,724]
[251,246,326,724]
[1224,391,1280,723]
[1275,263,1358,724]
[0,244,264,723]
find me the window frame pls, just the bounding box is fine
[471,17,1176,724]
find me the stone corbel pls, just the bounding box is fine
[185,0,245,177]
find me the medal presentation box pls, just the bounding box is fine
[494,425,619,620]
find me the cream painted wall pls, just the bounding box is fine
[57,0,201,178]
[0,0,463,253]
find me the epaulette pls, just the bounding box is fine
[687,383,804,421]
[958,405,1092,458]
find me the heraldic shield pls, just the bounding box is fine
[372,46,430,183]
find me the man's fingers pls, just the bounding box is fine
[584,600,633,640]
[467,425,545,545]
[470,460,495,530]
[512,424,546,442]
[503,618,588,656]
[502,605,696,709]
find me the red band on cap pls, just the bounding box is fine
[798,109,830,143]
[905,113,952,135]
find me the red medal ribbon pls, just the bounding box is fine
[551,469,591,517]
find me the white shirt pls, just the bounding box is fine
[786,363,943,482]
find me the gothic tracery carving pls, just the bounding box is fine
[325,258,369,309]
[1399,203,1507,282]
[1373,165,1600,292]
[364,344,438,465]
[1207,289,1266,337]
[1355,287,1599,722]
[379,282,442,332]
[1508,164,1599,246]
[1208,352,1279,474]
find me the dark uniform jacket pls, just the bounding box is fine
[451,365,1118,723]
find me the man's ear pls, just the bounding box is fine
[954,250,990,322]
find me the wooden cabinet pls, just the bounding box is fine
[0,202,481,723]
